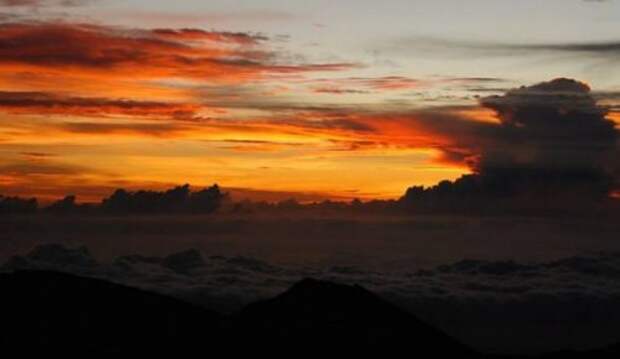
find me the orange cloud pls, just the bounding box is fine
[609,111,620,127]
[308,76,420,95]
[0,21,489,201]
[353,76,421,90]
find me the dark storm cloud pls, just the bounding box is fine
[400,78,620,201]
[477,78,617,173]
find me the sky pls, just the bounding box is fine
[0,0,619,202]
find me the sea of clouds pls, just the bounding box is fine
[4,243,620,354]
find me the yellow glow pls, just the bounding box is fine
[454,107,501,124]
[609,112,620,127]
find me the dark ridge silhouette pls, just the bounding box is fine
[536,344,620,359]
[3,270,620,357]
[237,278,477,356]
[0,270,224,354]
[0,271,478,356]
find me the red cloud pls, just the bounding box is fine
[0,22,358,82]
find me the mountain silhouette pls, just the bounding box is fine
[0,270,224,354]
[2,270,620,357]
[237,278,477,356]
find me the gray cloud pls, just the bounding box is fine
[490,41,620,56]
[399,78,620,199]
[0,0,94,6]
[478,78,617,172]
[385,36,620,63]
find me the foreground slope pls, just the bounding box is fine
[0,271,224,353]
[3,270,620,357]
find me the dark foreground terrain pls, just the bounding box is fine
[1,270,619,357]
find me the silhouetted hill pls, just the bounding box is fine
[237,278,477,356]
[3,271,620,357]
[0,271,477,356]
[0,271,224,354]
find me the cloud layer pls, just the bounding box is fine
[5,243,620,354]
[477,78,617,195]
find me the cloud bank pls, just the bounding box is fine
[4,243,620,354]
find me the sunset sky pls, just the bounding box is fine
[1,0,619,202]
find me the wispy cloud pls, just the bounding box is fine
[385,36,620,60]
[0,91,198,117]
[0,0,95,7]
